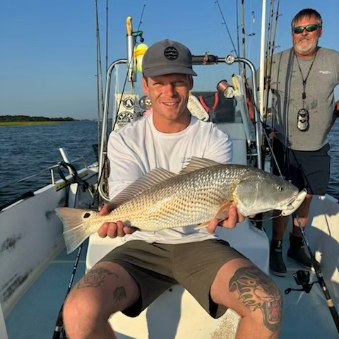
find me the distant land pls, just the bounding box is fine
[0,115,77,127]
[0,115,76,122]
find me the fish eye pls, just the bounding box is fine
[277,186,283,192]
[84,212,91,218]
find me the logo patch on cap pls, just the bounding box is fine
[164,46,179,60]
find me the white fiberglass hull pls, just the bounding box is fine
[0,166,98,319]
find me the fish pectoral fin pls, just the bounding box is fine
[214,201,232,221]
[196,221,210,229]
[197,202,232,229]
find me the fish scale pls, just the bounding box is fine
[105,165,251,229]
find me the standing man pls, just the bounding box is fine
[269,8,339,276]
[63,39,283,338]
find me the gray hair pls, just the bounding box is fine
[291,8,322,28]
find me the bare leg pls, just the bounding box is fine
[211,259,282,338]
[270,194,314,274]
[63,261,140,339]
[285,194,314,267]
[270,211,290,275]
[272,193,312,240]
[272,211,289,241]
[292,194,313,236]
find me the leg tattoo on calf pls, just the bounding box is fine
[229,267,282,332]
[77,267,118,289]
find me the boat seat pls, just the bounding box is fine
[216,122,247,165]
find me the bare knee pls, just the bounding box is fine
[229,266,283,334]
[63,286,104,338]
[212,262,282,337]
[63,262,140,338]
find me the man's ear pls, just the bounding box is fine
[318,27,323,38]
[142,77,149,95]
[188,76,193,90]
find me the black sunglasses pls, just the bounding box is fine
[293,24,321,34]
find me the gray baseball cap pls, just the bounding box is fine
[142,39,197,77]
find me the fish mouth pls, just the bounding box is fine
[280,190,307,216]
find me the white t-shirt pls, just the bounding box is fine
[107,115,232,244]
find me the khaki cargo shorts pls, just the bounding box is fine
[100,239,247,318]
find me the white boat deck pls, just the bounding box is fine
[5,241,88,339]
[270,251,339,339]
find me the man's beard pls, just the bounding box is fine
[294,38,318,56]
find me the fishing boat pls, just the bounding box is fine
[1,9,338,339]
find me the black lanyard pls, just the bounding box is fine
[295,49,318,105]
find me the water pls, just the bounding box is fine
[0,121,99,208]
[327,120,339,199]
[1,119,339,208]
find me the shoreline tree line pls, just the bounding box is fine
[0,115,76,122]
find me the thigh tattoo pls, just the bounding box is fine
[77,267,118,289]
[76,267,128,306]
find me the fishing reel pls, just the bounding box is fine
[285,270,317,294]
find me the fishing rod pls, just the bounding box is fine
[225,49,277,173]
[241,0,246,77]
[95,0,105,165]
[285,214,339,333]
[118,5,146,110]
[52,244,83,339]
[105,0,109,75]
[136,4,146,31]
[52,167,81,339]
[235,0,240,74]
[258,0,267,123]
[264,0,280,134]
[127,5,146,84]
[252,0,280,171]
[98,11,146,204]
[265,0,275,78]
[263,0,280,125]
[95,0,104,117]
[225,55,263,169]
[214,0,239,59]
[52,153,95,338]
[262,0,274,123]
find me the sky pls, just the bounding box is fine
[0,0,338,120]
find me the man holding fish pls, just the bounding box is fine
[62,39,285,338]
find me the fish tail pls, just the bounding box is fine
[55,207,92,254]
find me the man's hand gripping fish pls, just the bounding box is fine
[56,158,306,253]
